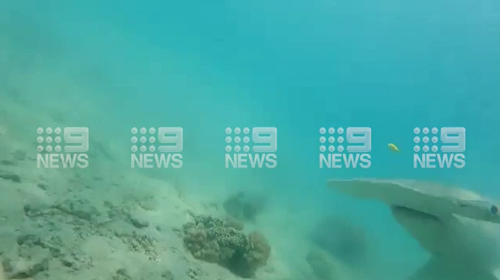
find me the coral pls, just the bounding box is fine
[224,216,245,231]
[243,232,271,275]
[223,191,267,222]
[182,216,271,278]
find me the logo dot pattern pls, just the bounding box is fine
[36,127,62,153]
[319,127,344,153]
[414,127,439,153]
[225,127,251,153]
[131,127,157,153]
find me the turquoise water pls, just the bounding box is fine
[1,0,500,279]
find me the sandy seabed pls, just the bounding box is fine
[0,82,378,280]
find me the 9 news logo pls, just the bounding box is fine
[224,127,278,169]
[413,127,466,169]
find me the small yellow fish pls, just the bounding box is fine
[388,143,400,153]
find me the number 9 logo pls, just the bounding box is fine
[441,127,466,153]
[64,127,89,153]
[158,127,183,153]
[346,127,371,153]
[252,127,277,153]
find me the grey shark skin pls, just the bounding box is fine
[327,178,500,280]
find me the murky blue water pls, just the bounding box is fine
[2,0,500,279]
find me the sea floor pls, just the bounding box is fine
[0,89,382,280]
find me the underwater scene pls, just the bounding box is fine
[1,0,500,279]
